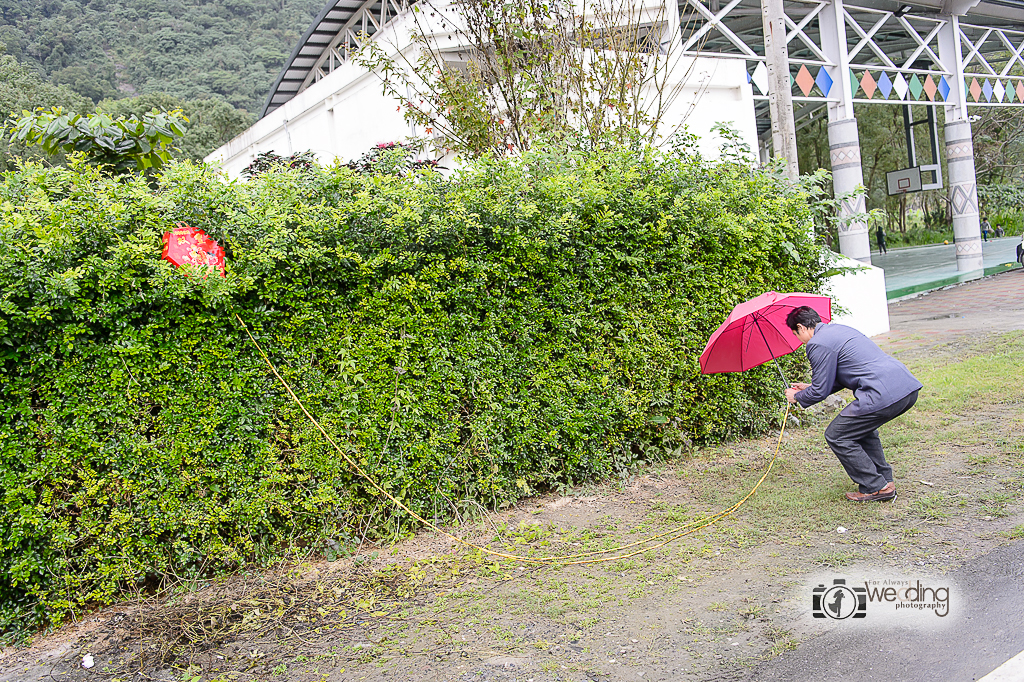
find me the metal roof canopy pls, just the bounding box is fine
[262,0,413,118]
[262,0,1024,120]
[672,0,1024,139]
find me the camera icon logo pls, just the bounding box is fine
[812,578,867,619]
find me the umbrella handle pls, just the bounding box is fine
[752,318,791,388]
[772,357,790,389]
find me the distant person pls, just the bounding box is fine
[784,306,922,503]
[995,224,1005,237]
[875,225,887,254]
[981,218,991,242]
[1018,230,1024,267]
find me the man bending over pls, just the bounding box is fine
[784,306,922,502]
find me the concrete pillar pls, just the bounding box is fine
[938,14,984,272]
[819,0,871,263]
[944,119,984,271]
[827,118,871,263]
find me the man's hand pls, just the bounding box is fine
[785,383,809,405]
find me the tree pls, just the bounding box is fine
[241,149,317,178]
[0,52,92,170]
[0,0,323,112]
[97,93,253,161]
[355,0,694,157]
[6,107,188,174]
[972,107,1024,186]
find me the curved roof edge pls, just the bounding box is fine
[262,0,411,119]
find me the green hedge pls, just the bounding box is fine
[0,148,825,636]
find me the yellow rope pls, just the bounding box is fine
[235,314,790,567]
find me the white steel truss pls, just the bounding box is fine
[957,22,1024,106]
[676,0,1024,108]
[303,0,411,91]
[265,0,1024,117]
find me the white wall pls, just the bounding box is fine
[205,5,760,176]
[653,55,759,160]
[206,64,413,177]
[826,254,891,337]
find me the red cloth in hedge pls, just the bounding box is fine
[161,223,225,276]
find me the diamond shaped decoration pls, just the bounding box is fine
[1017,81,1024,102]
[751,62,769,95]
[789,73,794,88]
[908,74,923,99]
[815,67,834,96]
[938,76,951,100]
[1006,81,1017,103]
[982,79,993,102]
[923,75,937,101]
[994,79,1005,102]
[861,71,877,99]
[795,65,815,96]
[969,77,982,102]
[878,72,893,99]
[893,73,909,99]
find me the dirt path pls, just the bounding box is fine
[3,271,1023,682]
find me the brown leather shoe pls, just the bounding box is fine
[845,482,897,502]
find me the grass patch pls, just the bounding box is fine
[815,550,859,567]
[910,494,951,521]
[913,333,1024,408]
[762,625,798,659]
[979,492,1015,518]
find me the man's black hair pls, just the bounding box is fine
[786,306,822,331]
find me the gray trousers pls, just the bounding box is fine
[824,390,919,493]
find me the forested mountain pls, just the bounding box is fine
[0,0,323,113]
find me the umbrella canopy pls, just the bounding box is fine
[162,222,225,277]
[699,291,832,376]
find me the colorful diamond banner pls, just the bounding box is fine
[815,67,834,96]
[861,71,877,99]
[938,76,951,100]
[923,75,937,101]
[908,74,923,99]
[878,72,893,99]
[969,77,982,102]
[795,65,815,96]
[751,62,769,95]
[893,73,909,99]
[982,79,993,102]
[994,80,1005,102]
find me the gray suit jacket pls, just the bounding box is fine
[795,323,922,417]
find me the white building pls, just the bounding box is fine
[207,0,762,176]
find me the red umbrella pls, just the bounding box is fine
[699,291,832,385]
[162,222,225,277]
